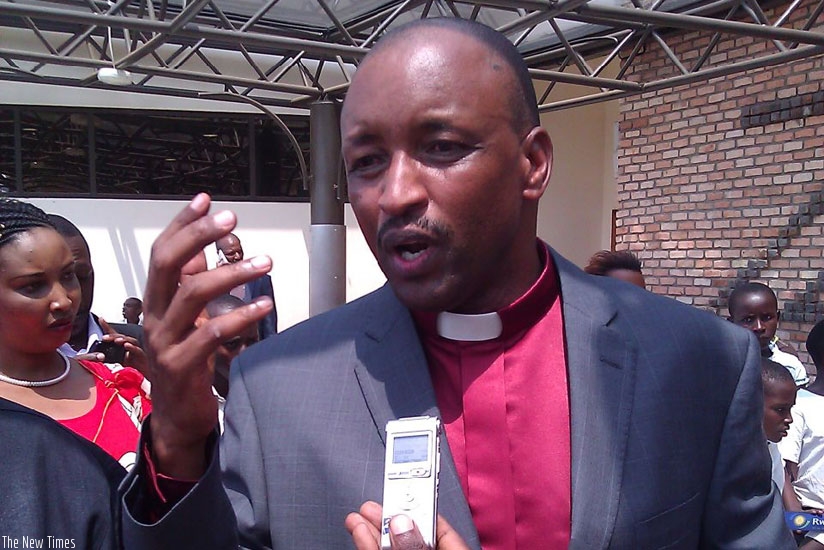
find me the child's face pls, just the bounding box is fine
[763,378,796,443]
[731,292,779,351]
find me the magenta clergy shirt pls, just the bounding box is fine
[413,245,571,549]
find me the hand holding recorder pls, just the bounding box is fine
[345,501,469,550]
[346,416,469,550]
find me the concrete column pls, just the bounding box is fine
[308,100,346,316]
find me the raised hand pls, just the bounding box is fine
[142,193,273,478]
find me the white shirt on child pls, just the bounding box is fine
[779,389,824,508]
[769,342,810,386]
[768,441,784,495]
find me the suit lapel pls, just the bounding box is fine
[553,251,637,549]
[350,253,637,550]
[352,286,480,549]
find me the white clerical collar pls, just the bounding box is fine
[436,311,503,342]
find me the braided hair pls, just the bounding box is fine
[0,198,55,249]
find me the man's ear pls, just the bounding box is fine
[521,126,552,201]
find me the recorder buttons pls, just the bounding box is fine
[400,484,419,511]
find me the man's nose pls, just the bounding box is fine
[378,153,427,218]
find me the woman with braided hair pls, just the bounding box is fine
[0,198,149,469]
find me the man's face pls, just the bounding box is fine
[731,292,779,351]
[212,323,258,398]
[215,324,259,370]
[122,299,142,324]
[218,237,244,264]
[341,31,551,313]
[763,378,795,443]
[64,234,94,340]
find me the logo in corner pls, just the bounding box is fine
[787,512,812,531]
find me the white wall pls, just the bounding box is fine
[536,100,618,267]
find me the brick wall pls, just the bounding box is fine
[615,0,824,366]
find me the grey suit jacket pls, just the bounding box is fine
[122,248,793,549]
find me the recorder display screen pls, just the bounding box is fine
[392,434,429,464]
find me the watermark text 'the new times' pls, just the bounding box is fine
[1,536,75,549]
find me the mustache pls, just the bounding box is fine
[377,216,451,246]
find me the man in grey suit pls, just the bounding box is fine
[122,18,794,550]
[216,232,278,339]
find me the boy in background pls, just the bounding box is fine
[194,294,260,431]
[761,358,796,494]
[780,320,824,549]
[729,282,809,386]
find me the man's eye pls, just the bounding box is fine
[426,140,470,158]
[347,155,382,175]
[221,338,242,352]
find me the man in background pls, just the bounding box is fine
[122,297,143,325]
[47,214,143,355]
[584,249,646,289]
[194,294,260,432]
[216,232,277,338]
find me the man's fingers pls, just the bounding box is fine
[346,503,469,550]
[150,296,273,389]
[145,194,237,319]
[181,250,208,279]
[435,515,470,550]
[189,297,273,354]
[159,255,272,342]
[98,317,115,335]
[345,512,381,550]
[388,515,427,550]
[358,501,384,526]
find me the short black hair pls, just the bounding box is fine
[47,213,90,258]
[807,319,824,370]
[761,357,795,387]
[368,17,540,132]
[728,282,777,317]
[205,294,246,319]
[584,250,642,277]
[0,198,55,249]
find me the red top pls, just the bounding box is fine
[58,360,150,469]
[414,245,571,549]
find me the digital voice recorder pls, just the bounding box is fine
[380,415,441,549]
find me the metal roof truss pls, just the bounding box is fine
[0,0,822,112]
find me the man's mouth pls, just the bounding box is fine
[398,241,428,261]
